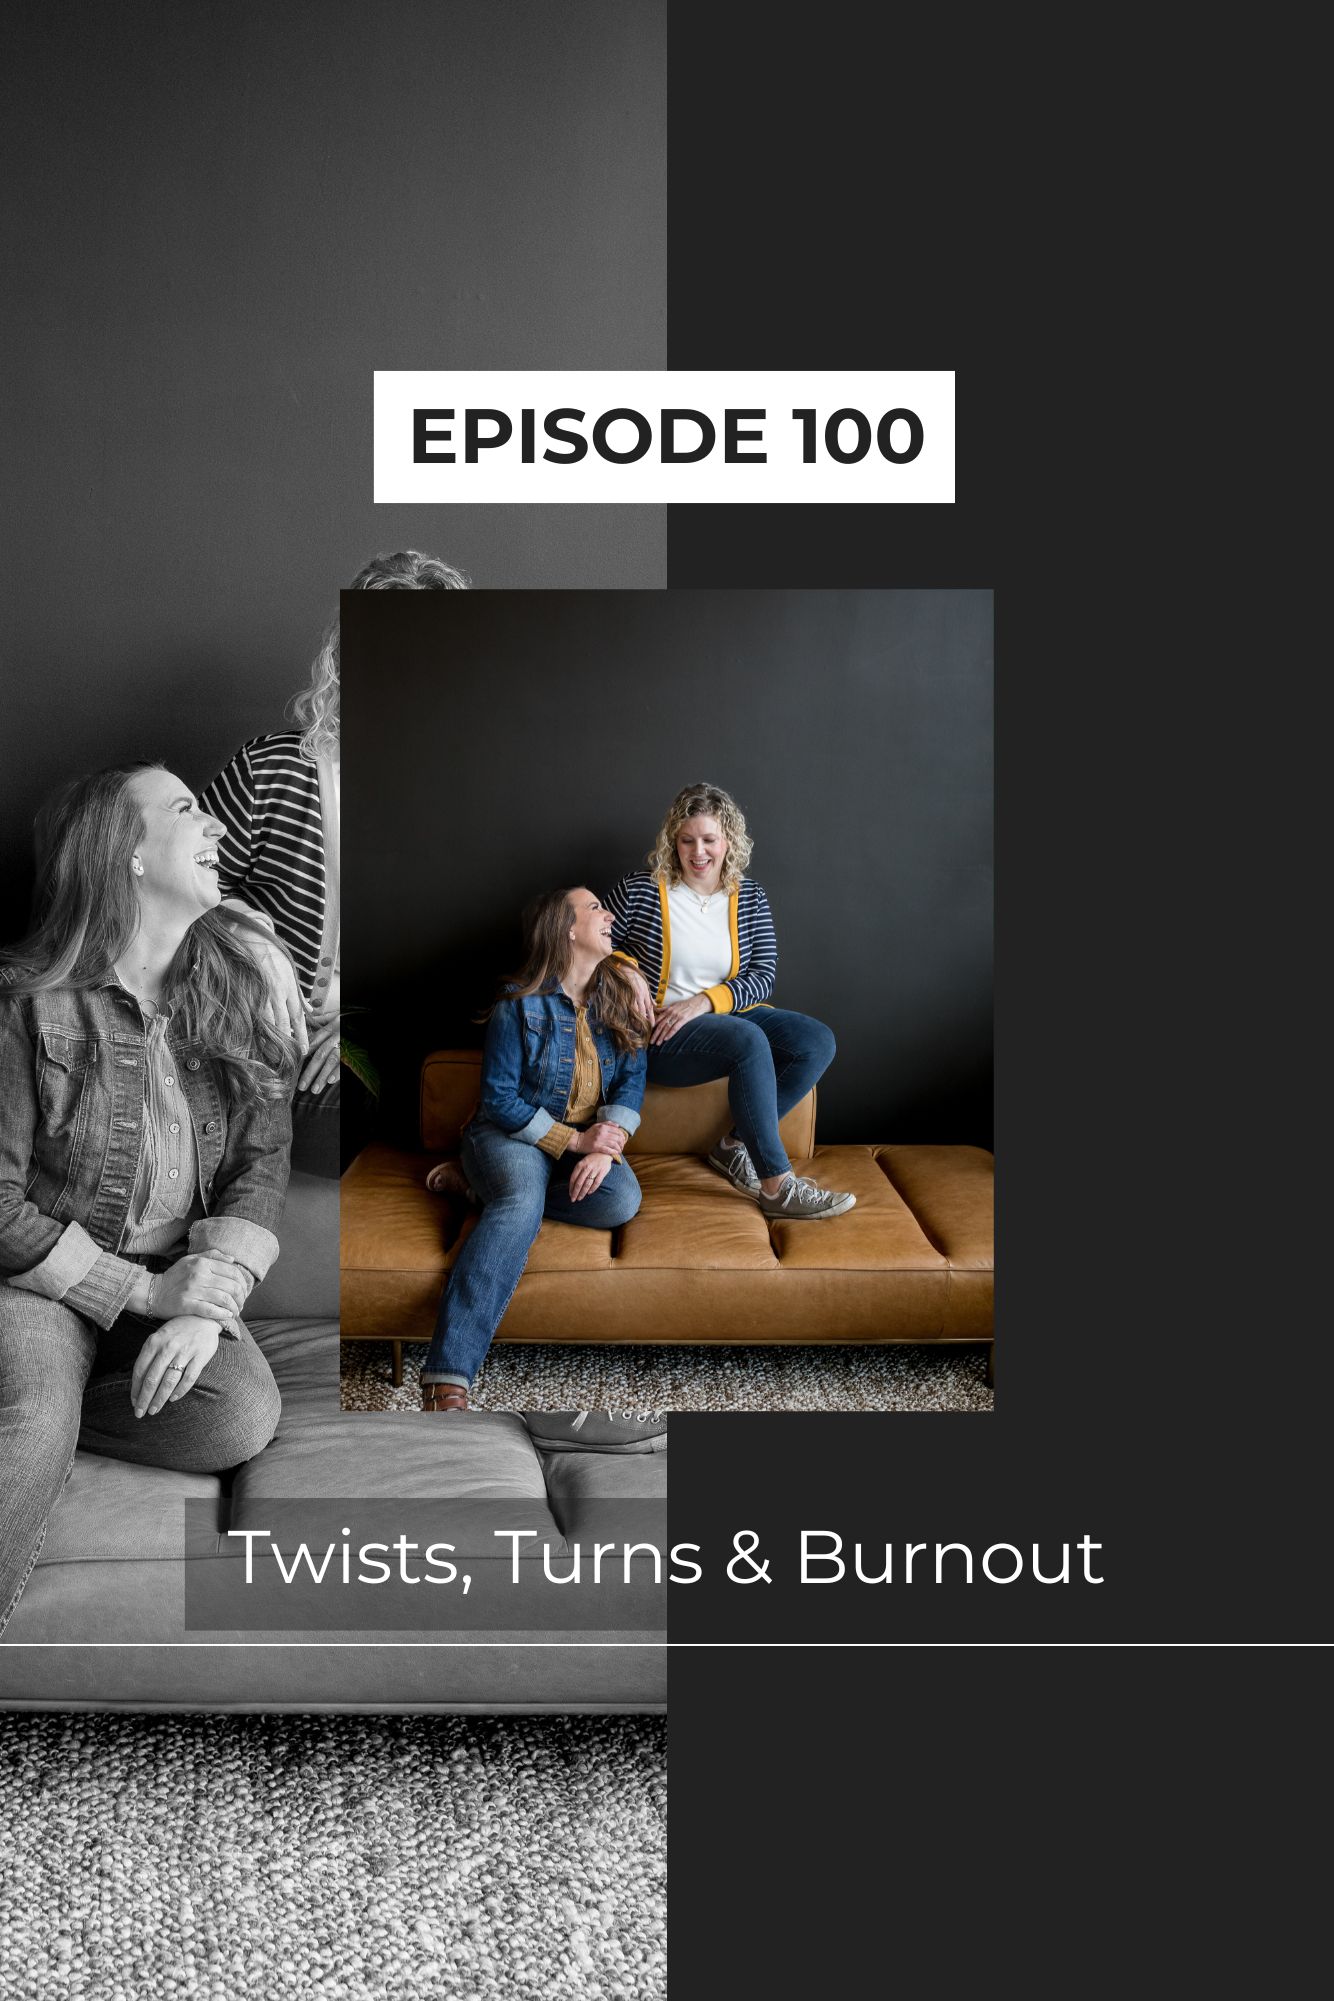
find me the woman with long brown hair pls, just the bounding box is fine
[0,764,297,1633]
[420,888,647,1412]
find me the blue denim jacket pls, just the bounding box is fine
[478,987,646,1145]
[0,973,291,1331]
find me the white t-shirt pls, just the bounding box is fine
[663,884,732,1004]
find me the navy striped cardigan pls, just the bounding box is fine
[199,734,326,1000]
[605,871,778,1013]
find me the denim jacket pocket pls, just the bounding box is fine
[521,1010,550,1079]
[37,1028,97,1129]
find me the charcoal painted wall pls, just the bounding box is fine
[1,1,667,912]
[343,588,993,1146]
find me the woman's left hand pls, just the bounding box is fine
[132,1317,221,1418]
[299,1016,341,1094]
[568,1150,613,1201]
[223,908,309,1056]
[649,993,712,1045]
[622,966,657,1027]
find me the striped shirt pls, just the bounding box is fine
[605,871,778,1013]
[199,734,326,1000]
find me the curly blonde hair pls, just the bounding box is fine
[648,782,753,892]
[289,550,471,761]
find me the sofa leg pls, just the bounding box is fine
[985,1343,995,1390]
[392,1340,403,1388]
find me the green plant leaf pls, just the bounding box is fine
[339,1037,381,1100]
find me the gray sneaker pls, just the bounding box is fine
[757,1174,857,1221]
[706,1138,762,1199]
[523,1412,668,1453]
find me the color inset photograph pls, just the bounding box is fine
[339,587,994,1415]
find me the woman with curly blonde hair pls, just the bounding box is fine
[605,782,854,1220]
[199,551,468,1173]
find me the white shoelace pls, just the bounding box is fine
[773,1175,839,1211]
[570,1410,665,1429]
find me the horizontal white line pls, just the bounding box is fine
[3,1640,1325,1650]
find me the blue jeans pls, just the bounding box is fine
[646,1007,836,1179]
[422,1118,643,1388]
[0,1290,281,1636]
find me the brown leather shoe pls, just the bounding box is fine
[422,1383,469,1413]
[425,1159,475,1202]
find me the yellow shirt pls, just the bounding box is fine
[537,1004,606,1157]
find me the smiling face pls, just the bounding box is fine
[127,768,226,919]
[566,888,615,962]
[675,814,729,895]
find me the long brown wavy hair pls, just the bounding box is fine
[500,889,647,1054]
[1,766,297,1105]
[648,781,753,891]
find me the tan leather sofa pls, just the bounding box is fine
[340,1050,994,1390]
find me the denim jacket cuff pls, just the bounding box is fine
[597,1100,642,1137]
[510,1106,556,1146]
[6,1223,142,1330]
[188,1216,280,1282]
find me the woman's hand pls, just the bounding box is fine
[299,1015,341,1094]
[132,1316,221,1418]
[148,1255,250,1323]
[622,967,656,1027]
[650,993,712,1046]
[225,911,309,1056]
[568,1150,613,1201]
[567,1122,627,1159]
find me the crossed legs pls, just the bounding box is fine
[422,1124,642,1392]
[0,1290,281,1635]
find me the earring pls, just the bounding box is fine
[132,857,145,876]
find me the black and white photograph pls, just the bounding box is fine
[3,6,668,1995]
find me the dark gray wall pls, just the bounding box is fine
[343,589,993,1145]
[1,2,666,755]
[0,651,321,945]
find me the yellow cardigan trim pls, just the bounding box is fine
[654,877,671,1004]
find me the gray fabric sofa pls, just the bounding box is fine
[0,1173,666,1712]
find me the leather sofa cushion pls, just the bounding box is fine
[420,1047,815,1159]
[762,1150,948,1271]
[230,1409,551,1514]
[876,1145,994,1269]
[541,1450,668,1548]
[339,1146,459,1270]
[253,1314,341,1410]
[38,1457,223,1566]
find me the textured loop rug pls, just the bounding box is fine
[340,1340,995,1415]
[0,1713,666,2000]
